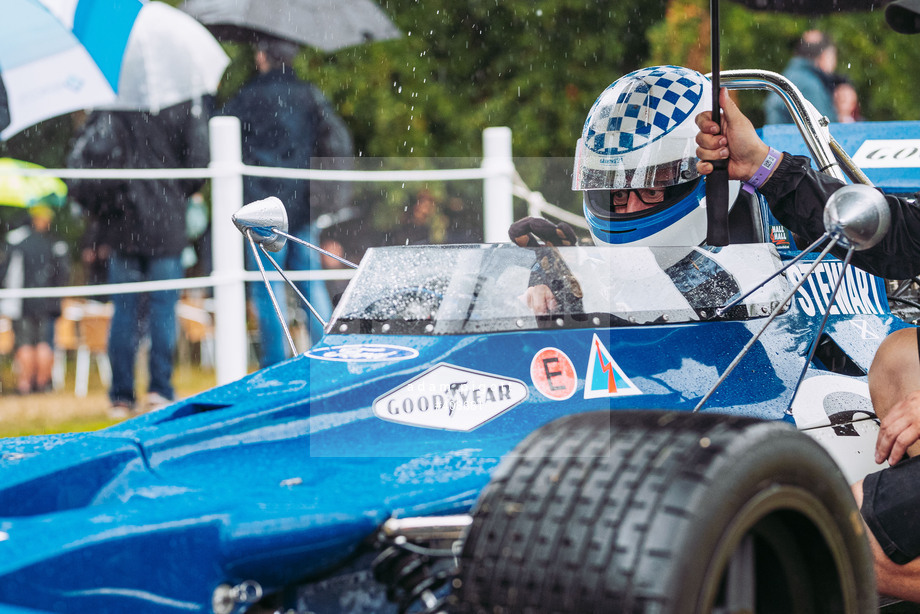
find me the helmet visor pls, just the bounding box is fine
[572,137,702,191]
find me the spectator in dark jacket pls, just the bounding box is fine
[763,30,838,125]
[0,203,70,394]
[220,36,353,366]
[66,98,210,416]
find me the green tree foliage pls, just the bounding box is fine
[289,0,667,158]
[647,0,920,126]
[272,0,668,223]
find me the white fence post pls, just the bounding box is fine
[482,127,514,243]
[209,116,248,385]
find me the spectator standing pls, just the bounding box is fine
[390,189,446,246]
[77,217,115,304]
[66,99,211,417]
[318,228,350,307]
[444,196,482,244]
[831,75,863,123]
[220,36,353,367]
[763,30,838,125]
[0,203,70,394]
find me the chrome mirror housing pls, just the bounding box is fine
[823,184,891,251]
[231,197,288,252]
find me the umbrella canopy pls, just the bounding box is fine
[0,0,140,139]
[0,158,67,208]
[0,0,229,140]
[105,1,230,113]
[178,0,401,52]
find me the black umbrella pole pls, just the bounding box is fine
[705,159,731,246]
[706,0,730,246]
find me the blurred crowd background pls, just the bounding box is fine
[0,0,916,428]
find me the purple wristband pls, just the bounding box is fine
[741,147,781,194]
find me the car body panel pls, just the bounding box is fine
[1,117,918,612]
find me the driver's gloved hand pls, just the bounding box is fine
[509,217,577,247]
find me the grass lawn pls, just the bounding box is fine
[0,358,218,438]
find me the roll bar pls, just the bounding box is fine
[715,69,873,187]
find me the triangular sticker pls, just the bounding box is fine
[584,334,642,399]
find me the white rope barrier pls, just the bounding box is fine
[0,122,525,386]
[0,269,357,299]
[511,171,588,230]
[0,143,576,303]
[4,163,503,182]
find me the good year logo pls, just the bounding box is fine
[372,364,528,432]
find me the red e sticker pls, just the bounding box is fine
[531,347,577,400]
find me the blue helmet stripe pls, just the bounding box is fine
[584,179,706,245]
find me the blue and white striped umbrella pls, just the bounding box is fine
[0,0,229,140]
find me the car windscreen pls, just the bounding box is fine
[328,243,788,335]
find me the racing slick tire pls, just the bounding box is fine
[452,410,876,613]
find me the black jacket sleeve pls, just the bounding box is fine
[759,154,920,280]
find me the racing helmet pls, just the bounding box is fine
[573,65,732,246]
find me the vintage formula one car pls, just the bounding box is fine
[0,70,918,614]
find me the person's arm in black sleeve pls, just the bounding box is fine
[310,87,354,218]
[760,154,920,280]
[172,99,211,197]
[696,87,920,280]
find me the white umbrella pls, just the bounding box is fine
[0,0,137,139]
[0,0,229,140]
[104,1,230,113]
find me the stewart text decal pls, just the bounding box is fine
[787,262,887,317]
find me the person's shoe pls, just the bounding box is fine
[108,401,134,420]
[144,392,173,413]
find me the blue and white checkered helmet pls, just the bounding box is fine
[573,66,732,246]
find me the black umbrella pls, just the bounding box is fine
[729,0,885,13]
[178,0,401,52]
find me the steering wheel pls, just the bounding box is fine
[359,286,444,320]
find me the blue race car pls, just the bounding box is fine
[0,70,917,614]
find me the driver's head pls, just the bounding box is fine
[573,65,712,246]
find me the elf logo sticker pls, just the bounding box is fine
[531,347,577,400]
[373,364,528,431]
[584,334,641,399]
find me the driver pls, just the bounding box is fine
[514,65,742,314]
[694,1,920,602]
